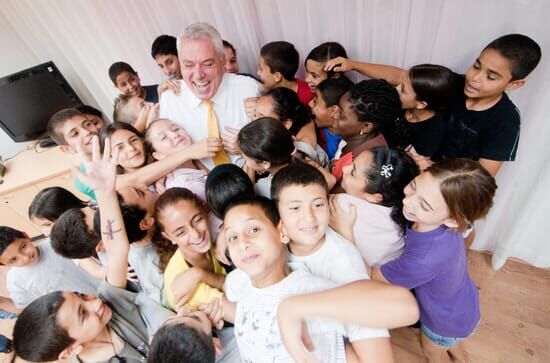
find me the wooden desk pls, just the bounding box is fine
[0,146,88,238]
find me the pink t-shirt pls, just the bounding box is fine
[336,193,404,266]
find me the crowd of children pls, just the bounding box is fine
[0,21,541,363]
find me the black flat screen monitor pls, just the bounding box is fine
[0,61,82,142]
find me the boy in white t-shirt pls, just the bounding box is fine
[0,226,98,308]
[223,196,406,362]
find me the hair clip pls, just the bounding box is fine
[380,150,393,178]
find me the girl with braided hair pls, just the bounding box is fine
[330,79,402,181]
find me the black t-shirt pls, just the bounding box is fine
[383,113,446,158]
[439,74,520,161]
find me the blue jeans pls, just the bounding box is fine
[421,323,466,348]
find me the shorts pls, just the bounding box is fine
[420,323,467,348]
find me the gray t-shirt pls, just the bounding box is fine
[128,243,165,305]
[7,240,99,308]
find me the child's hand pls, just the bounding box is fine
[244,97,258,119]
[221,126,241,155]
[173,268,203,310]
[126,266,139,283]
[405,145,434,171]
[74,136,119,194]
[185,137,223,160]
[199,297,224,330]
[215,225,232,265]
[324,56,354,73]
[146,103,160,128]
[154,176,167,194]
[277,299,320,363]
[158,80,181,96]
[329,195,357,243]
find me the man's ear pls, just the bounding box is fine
[139,216,154,231]
[59,145,76,154]
[152,151,166,161]
[282,119,293,130]
[273,72,283,84]
[505,79,525,92]
[58,343,83,362]
[442,217,459,229]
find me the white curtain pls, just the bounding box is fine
[1,0,548,268]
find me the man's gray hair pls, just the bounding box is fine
[180,22,224,56]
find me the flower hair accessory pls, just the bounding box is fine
[380,150,393,178]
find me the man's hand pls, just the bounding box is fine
[220,126,241,155]
[199,297,224,330]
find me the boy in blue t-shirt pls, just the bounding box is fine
[108,61,159,103]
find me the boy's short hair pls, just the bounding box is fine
[317,76,354,106]
[260,41,299,81]
[225,196,280,226]
[0,226,26,256]
[205,164,255,219]
[47,108,85,145]
[108,62,137,84]
[270,163,329,204]
[76,105,103,118]
[484,34,541,81]
[147,322,215,363]
[151,35,178,58]
[93,201,147,243]
[113,94,136,124]
[50,209,100,259]
[222,39,236,55]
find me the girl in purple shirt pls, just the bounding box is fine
[372,158,497,363]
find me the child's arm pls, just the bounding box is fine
[0,296,20,314]
[76,257,108,280]
[115,137,222,190]
[75,137,130,288]
[478,158,502,177]
[303,157,337,189]
[324,57,407,86]
[171,267,226,308]
[329,195,357,243]
[277,280,418,340]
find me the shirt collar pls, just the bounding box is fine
[187,73,229,109]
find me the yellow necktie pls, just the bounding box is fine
[203,99,230,165]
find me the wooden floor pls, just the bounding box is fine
[0,251,548,362]
[391,251,550,363]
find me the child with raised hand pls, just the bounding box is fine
[330,79,402,181]
[237,117,296,198]
[99,121,220,191]
[331,148,419,266]
[253,87,328,167]
[145,118,208,198]
[257,41,314,106]
[371,158,497,362]
[109,61,159,103]
[151,187,226,312]
[222,195,417,362]
[325,34,541,176]
[11,136,178,362]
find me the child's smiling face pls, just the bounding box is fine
[224,204,286,285]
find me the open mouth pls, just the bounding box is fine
[465,82,478,94]
[300,226,319,234]
[193,80,211,89]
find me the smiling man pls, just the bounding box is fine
[159,22,260,170]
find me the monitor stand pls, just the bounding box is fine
[39,137,57,148]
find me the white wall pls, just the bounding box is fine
[0,11,40,159]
